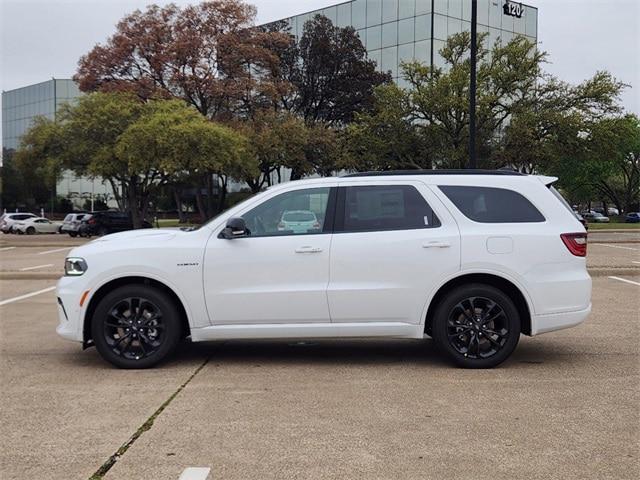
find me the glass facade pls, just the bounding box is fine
[2,79,81,151]
[1,79,116,207]
[266,0,537,85]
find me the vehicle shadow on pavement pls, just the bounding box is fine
[169,337,568,370]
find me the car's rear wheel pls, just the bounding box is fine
[432,284,520,369]
[69,232,77,238]
[92,285,181,369]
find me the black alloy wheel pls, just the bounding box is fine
[92,285,181,368]
[433,284,520,368]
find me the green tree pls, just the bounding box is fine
[342,84,434,171]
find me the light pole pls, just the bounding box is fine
[469,0,478,169]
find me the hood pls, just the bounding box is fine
[89,228,178,244]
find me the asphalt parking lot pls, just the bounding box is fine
[0,233,639,480]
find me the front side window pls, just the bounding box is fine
[241,188,331,237]
[338,185,440,233]
[439,186,545,223]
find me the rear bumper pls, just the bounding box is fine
[531,303,591,335]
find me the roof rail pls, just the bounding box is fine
[342,169,525,178]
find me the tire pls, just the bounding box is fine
[98,227,109,236]
[91,284,181,369]
[26,227,36,235]
[432,284,520,369]
[69,232,77,238]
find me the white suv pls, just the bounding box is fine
[56,171,591,369]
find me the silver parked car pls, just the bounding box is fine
[60,213,88,237]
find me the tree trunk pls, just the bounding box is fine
[173,187,186,223]
[205,175,215,219]
[195,188,207,224]
[216,175,228,214]
[128,180,142,229]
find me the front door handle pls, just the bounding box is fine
[422,241,451,249]
[295,246,323,254]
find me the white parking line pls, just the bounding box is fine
[593,243,639,251]
[633,261,640,265]
[0,247,16,252]
[38,247,71,255]
[19,264,54,272]
[608,276,640,287]
[178,467,211,480]
[0,286,56,307]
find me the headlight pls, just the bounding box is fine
[64,257,87,276]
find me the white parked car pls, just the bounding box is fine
[0,212,37,233]
[56,171,591,369]
[14,217,62,235]
[60,213,89,237]
[278,210,321,233]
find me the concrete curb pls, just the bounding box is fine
[0,272,62,280]
[587,268,640,277]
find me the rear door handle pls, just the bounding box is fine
[295,246,323,254]
[422,241,451,249]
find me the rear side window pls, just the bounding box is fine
[439,186,545,223]
[337,185,440,232]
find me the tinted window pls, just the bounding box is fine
[440,186,545,223]
[242,188,331,237]
[339,185,440,232]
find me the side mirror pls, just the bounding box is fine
[219,217,250,239]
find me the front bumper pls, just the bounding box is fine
[55,276,85,343]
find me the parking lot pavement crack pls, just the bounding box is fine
[88,356,211,480]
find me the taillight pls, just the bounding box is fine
[561,233,587,257]
[88,218,96,225]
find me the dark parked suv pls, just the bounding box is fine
[79,211,152,237]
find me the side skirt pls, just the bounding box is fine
[190,322,424,342]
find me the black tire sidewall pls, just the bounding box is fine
[26,227,35,235]
[432,284,521,369]
[92,285,181,369]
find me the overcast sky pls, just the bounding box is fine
[1,0,639,115]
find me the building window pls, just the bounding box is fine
[382,21,398,48]
[366,0,382,26]
[337,3,351,27]
[383,0,399,23]
[367,25,382,50]
[399,0,415,19]
[352,0,366,29]
[398,17,415,45]
[415,14,431,42]
[434,13,447,40]
[381,46,398,77]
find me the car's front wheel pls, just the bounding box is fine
[432,284,520,369]
[26,226,36,235]
[92,285,181,369]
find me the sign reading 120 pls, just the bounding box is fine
[503,1,524,18]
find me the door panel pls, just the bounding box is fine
[204,185,336,325]
[328,182,461,324]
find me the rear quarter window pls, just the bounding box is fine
[439,186,545,223]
